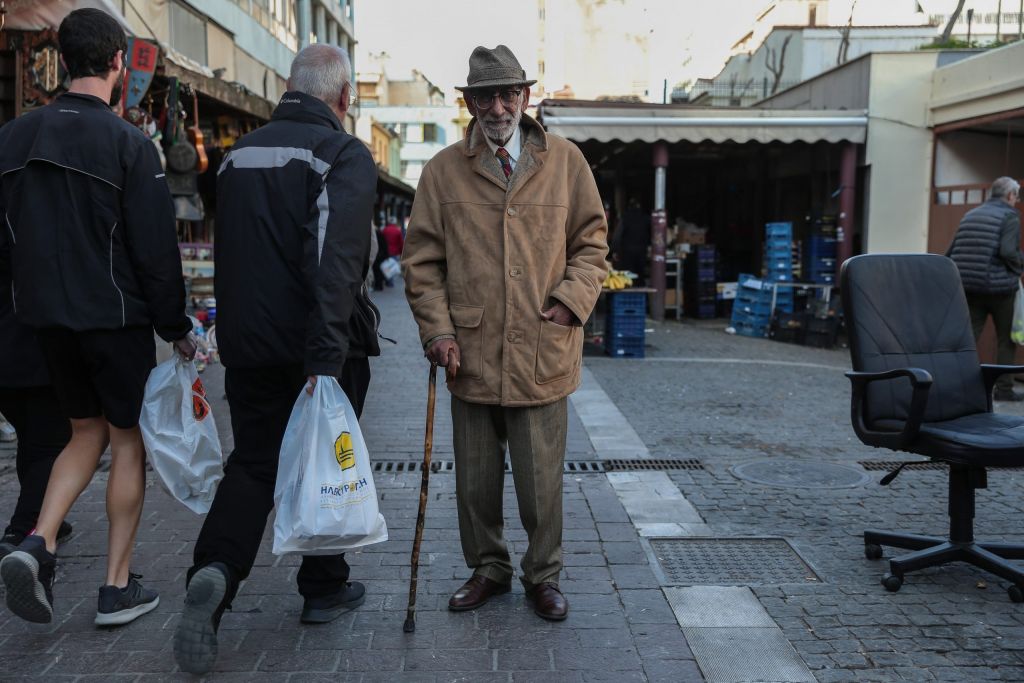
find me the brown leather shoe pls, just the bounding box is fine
[526,582,569,621]
[447,575,511,612]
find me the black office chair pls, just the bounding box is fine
[842,253,1024,602]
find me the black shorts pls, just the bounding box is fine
[36,327,156,429]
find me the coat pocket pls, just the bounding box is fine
[450,304,484,379]
[535,319,579,384]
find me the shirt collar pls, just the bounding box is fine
[484,123,521,162]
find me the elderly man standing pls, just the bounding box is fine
[948,176,1023,401]
[402,45,608,621]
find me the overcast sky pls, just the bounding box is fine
[354,0,768,101]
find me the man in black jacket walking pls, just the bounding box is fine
[174,43,377,675]
[0,9,194,628]
[948,176,1023,401]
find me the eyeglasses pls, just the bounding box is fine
[471,89,522,109]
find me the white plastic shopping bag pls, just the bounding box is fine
[380,256,401,281]
[273,376,388,555]
[140,355,224,513]
[1013,282,1024,345]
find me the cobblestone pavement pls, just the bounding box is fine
[0,287,695,682]
[590,315,1024,682]
[1,285,1023,682]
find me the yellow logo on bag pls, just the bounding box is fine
[334,432,355,470]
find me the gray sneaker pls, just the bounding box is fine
[94,573,160,626]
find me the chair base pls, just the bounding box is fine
[863,465,1024,603]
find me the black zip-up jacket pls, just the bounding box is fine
[0,92,191,342]
[214,91,376,375]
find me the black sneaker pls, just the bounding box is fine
[300,581,366,624]
[0,535,56,623]
[94,573,160,626]
[0,531,23,559]
[174,563,230,675]
[0,521,74,559]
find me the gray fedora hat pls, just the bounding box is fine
[455,44,537,91]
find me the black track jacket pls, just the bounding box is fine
[214,91,376,376]
[0,92,191,342]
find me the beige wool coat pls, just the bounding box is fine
[402,114,609,406]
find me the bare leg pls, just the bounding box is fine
[105,425,147,587]
[34,417,110,553]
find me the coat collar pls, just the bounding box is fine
[462,113,548,198]
[271,91,343,130]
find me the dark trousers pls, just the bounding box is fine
[190,359,371,602]
[967,291,1017,393]
[0,386,71,536]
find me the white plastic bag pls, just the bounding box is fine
[1014,282,1024,345]
[140,355,224,513]
[380,256,401,281]
[273,376,388,555]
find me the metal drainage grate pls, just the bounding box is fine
[604,458,704,472]
[649,537,821,586]
[859,460,947,472]
[370,459,703,474]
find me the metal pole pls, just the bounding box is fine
[837,143,857,280]
[967,8,974,45]
[1018,0,1022,40]
[651,142,668,322]
[297,0,312,49]
[998,0,1003,42]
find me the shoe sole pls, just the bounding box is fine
[300,592,366,624]
[447,583,512,612]
[94,594,160,626]
[0,551,52,623]
[174,566,226,675]
[532,606,569,621]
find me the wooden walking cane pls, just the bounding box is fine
[404,360,439,633]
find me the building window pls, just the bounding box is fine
[808,4,816,26]
[423,123,438,143]
[170,0,208,66]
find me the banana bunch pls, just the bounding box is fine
[603,270,635,290]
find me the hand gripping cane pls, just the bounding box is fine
[404,361,439,633]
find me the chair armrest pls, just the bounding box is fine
[980,364,1024,397]
[845,368,933,450]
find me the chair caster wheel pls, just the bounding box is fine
[882,573,903,592]
[1009,585,1024,603]
[864,543,883,560]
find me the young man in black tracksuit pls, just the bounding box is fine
[174,44,378,675]
[0,9,195,628]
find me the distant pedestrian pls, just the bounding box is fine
[382,219,404,257]
[947,176,1023,401]
[373,223,390,290]
[0,8,195,627]
[402,45,608,622]
[174,44,378,675]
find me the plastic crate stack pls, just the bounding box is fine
[604,291,645,358]
[806,234,838,285]
[730,274,775,338]
[763,222,794,314]
[684,245,717,319]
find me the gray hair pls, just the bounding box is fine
[992,176,1021,200]
[288,43,352,106]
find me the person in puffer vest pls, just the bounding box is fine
[947,176,1023,401]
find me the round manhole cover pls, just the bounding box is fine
[731,459,871,489]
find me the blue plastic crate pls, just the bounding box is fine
[608,292,645,313]
[764,245,792,258]
[765,222,793,238]
[765,237,792,249]
[605,316,645,338]
[733,320,769,338]
[605,335,645,358]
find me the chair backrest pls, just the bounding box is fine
[841,253,989,426]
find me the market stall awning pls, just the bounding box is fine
[538,103,867,145]
[3,0,132,31]
[378,168,415,198]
